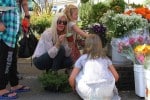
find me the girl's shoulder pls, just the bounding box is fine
[79,54,88,60]
[98,57,112,66]
[68,21,76,26]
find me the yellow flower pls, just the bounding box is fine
[134,44,150,55]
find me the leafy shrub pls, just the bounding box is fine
[80,0,89,3]
[90,2,109,23]
[30,1,53,35]
[79,2,93,29]
[30,13,52,35]
[109,0,126,13]
[38,71,71,92]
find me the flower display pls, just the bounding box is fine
[113,29,150,64]
[88,23,107,47]
[100,10,149,38]
[134,44,150,70]
[124,7,150,21]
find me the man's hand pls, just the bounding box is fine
[0,22,6,32]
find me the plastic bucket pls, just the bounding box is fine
[144,70,150,100]
[134,64,145,97]
[111,38,132,65]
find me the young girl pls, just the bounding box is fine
[69,34,120,100]
[64,4,89,62]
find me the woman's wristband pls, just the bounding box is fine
[25,15,30,19]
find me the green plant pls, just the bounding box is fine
[100,10,149,38]
[30,0,53,34]
[80,0,89,3]
[109,0,126,13]
[38,71,71,92]
[128,3,143,8]
[90,2,109,23]
[79,2,93,29]
[30,13,52,34]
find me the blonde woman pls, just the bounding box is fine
[64,4,89,62]
[69,34,120,100]
[33,13,73,72]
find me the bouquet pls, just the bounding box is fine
[113,29,150,64]
[100,10,149,38]
[134,44,150,70]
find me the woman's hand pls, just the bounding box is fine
[55,34,66,48]
[0,22,6,32]
[58,34,66,42]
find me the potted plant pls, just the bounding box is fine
[38,71,71,92]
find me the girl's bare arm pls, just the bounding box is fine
[69,67,80,91]
[72,25,89,38]
[108,65,119,82]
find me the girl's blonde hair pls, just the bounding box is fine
[51,12,68,44]
[64,4,78,21]
[84,34,106,59]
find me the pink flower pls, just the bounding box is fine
[129,38,136,45]
[136,54,145,64]
[137,36,144,43]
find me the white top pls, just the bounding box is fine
[32,28,71,58]
[66,21,76,37]
[75,54,114,84]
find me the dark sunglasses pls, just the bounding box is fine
[57,20,67,25]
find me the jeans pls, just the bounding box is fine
[33,45,73,71]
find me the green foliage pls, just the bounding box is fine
[38,71,71,92]
[91,2,109,23]
[80,0,89,3]
[30,0,53,34]
[109,0,126,13]
[129,3,143,8]
[143,0,150,6]
[78,0,126,28]
[30,13,52,34]
[79,2,93,29]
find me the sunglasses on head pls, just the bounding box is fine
[57,20,67,25]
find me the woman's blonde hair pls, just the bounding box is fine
[51,12,68,44]
[64,4,78,21]
[84,34,106,59]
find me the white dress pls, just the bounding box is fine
[75,54,121,100]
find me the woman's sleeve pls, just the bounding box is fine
[42,30,59,58]
[63,43,72,57]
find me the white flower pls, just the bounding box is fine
[100,10,149,38]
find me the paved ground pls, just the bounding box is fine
[13,58,145,100]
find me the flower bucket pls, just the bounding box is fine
[134,64,145,97]
[144,69,150,100]
[111,38,132,65]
